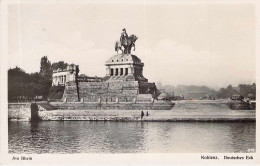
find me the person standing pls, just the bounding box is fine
[141,111,144,119]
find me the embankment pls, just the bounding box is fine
[8,103,31,121]
[8,100,256,122]
[50,101,174,110]
[38,109,255,122]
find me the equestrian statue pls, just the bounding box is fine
[115,28,138,54]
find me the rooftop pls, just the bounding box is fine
[105,54,143,66]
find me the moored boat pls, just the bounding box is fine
[228,94,254,110]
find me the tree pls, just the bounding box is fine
[8,67,30,100]
[8,57,73,101]
[238,83,256,97]
[216,83,255,99]
[51,61,68,71]
[250,83,256,96]
[40,56,52,79]
[216,84,238,98]
[8,66,52,101]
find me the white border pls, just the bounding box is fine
[0,0,259,165]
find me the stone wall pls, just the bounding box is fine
[62,81,79,102]
[48,85,65,101]
[8,103,31,121]
[50,100,174,110]
[77,80,140,102]
[37,107,256,121]
[61,77,157,103]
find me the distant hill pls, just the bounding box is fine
[159,84,217,99]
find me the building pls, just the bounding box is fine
[52,64,79,86]
[50,29,159,103]
[51,53,158,102]
[105,54,147,82]
[48,29,176,110]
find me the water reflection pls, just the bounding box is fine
[9,121,255,153]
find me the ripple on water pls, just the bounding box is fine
[8,121,255,153]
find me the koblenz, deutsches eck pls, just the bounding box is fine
[201,155,219,159]
[224,156,253,160]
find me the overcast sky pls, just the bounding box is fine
[8,2,255,89]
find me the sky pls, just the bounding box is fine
[8,2,255,89]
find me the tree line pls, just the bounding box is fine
[8,56,68,101]
[157,82,256,99]
[216,83,256,99]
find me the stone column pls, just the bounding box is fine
[122,68,125,75]
[106,67,110,76]
[118,68,121,76]
[72,73,75,81]
[67,74,70,82]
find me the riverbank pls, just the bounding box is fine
[8,103,31,121]
[37,109,255,122]
[8,100,255,122]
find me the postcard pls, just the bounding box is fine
[0,0,259,165]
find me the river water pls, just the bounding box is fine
[9,121,255,153]
[8,101,256,153]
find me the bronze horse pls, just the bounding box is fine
[115,34,138,54]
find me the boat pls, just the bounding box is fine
[227,94,253,110]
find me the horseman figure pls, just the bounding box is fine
[115,28,138,54]
[120,28,128,46]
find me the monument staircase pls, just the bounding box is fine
[37,102,57,111]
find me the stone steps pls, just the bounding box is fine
[50,102,174,110]
[37,103,57,110]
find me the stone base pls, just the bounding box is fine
[50,101,175,110]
